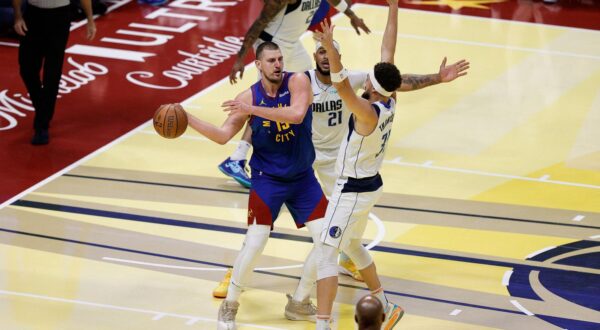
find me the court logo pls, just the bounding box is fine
[329,226,342,239]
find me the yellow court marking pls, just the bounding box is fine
[324,5,600,212]
[394,225,576,260]
[9,204,512,297]
[86,5,600,211]
[372,251,511,296]
[8,205,312,265]
[0,243,282,329]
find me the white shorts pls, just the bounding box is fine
[320,177,383,250]
[313,159,336,198]
[253,37,312,73]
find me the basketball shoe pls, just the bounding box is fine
[382,303,404,330]
[284,293,317,322]
[338,253,363,282]
[218,158,251,188]
[213,268,232,298]
[217,300,239,330]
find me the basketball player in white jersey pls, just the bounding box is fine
[306,40,468,282]
[284,40,468,322]
[312,0,411,328]
[219,0,370,189]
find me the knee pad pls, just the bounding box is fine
[231,224,270,287]
[316,243,339,280]
[343,239,373,270]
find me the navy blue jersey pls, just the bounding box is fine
[249,72,315,178]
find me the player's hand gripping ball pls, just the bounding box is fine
[153,103,188,139]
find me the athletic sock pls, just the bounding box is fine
[230,141,251,161]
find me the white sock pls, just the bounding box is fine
[293,246,317,302]
[230,141,251,161]
[225,224,270,302]
[316,316,331,330]
[372,287,389,310]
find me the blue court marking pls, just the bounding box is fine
[527,240,600,262]
[10,200,599,277]
[0,226,520,316]
[62,173,600,230]
[1,225,597,325]
[508,242,600,329]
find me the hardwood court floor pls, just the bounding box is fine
[0,4,599,330]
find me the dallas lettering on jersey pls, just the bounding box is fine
[301,0,321,11]
[379,112,395,132]
[312,99,343,113]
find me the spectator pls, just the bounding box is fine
[12,0,96,145]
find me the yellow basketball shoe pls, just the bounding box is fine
[338,255,364,282]
[213,268,232,298]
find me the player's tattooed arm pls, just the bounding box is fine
[398,74,440,91]
[229,0,288,84]
[398,58,469,92]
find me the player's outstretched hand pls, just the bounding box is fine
[222,99,252,116]
[314,20,336,50]
[386,0,398,7]
[349,14,370,35]
[439,57,470,83]
[229,58,245,84]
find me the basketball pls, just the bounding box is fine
[153,103,188,139]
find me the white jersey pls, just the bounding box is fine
[263,0,321,44]
[308,69,367,158]
[337,98,396,179]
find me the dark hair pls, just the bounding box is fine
[373,62,402,93]
[256,41,280,60]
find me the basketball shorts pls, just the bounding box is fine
[320,174,383,250]
[248,169,328,229]
[253,37,312,73]
[313,156,337,198]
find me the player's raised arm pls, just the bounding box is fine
[380,0,398,64]
[229,0,288,84]
[398,57,470,91]
[326,0,371,35]
[314,21,378,135]
[187,90,251,145]
[222,73,313,124]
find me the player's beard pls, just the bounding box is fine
[361,90,370,100]
[265,71,283,84]
[316,61,330,76]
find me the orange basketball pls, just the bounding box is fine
[153,103,188,139]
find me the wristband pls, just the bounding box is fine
[334,0,348,13]
[331,68,348,83]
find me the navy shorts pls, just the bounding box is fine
[248,169,328,229]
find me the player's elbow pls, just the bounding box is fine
[216,135,234,145]
[289,112,305,124]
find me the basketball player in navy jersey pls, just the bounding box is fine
[186,41,327,330]
[219,0,370,190]
[312,0,412,329]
